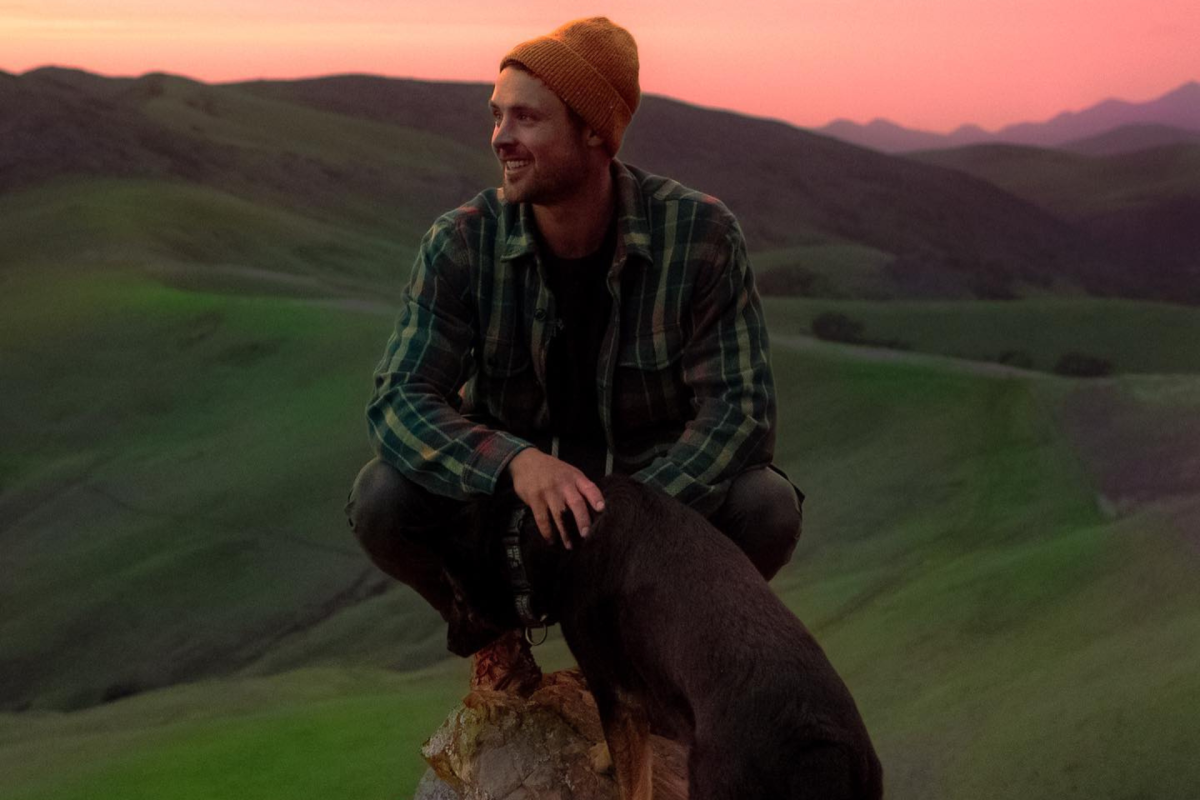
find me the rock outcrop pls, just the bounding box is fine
[415,669,688,800]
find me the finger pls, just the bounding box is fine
[577,478,605,513]
[549,504,573,550]
[532,507,554,544]
[563,488,593,539]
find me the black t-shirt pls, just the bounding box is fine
[541,221,616,448]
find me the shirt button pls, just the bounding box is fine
[534,308,547,321]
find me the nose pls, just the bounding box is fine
[492,114,515,151]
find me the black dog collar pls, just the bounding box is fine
[502,505,549,642]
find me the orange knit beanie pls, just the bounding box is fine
[501,17,640,155]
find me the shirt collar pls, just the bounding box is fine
[500,159,653,274]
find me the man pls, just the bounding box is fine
[347,17,802,692]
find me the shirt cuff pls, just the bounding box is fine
[631,458,726,516]
[461,430,534,496]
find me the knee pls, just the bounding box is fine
[345,458,411,551]
[719,467,803,580]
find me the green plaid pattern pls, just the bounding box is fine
[367,160,776,513]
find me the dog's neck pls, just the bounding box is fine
[516,525,566,621]
[442,499,575,638]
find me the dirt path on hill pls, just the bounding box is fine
[773,333,1200,531]
[1053,380,1200,513]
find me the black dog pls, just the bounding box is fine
[442,474,883,800]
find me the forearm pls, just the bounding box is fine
[367,378,533,499]
[366,215,534,499]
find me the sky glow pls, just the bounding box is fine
[3,0,1198,132]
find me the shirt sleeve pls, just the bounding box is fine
[366,216,532,500]
[630,220,777,515]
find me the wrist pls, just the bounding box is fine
[507,445,542,476]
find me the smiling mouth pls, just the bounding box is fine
[504,159,531,175]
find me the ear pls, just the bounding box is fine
[585,129,605,148]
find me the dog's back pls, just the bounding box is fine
[554,475,883,800]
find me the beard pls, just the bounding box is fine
[500,143,591,206]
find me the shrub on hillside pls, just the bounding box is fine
[756,265,832,297]
[101,681,143,704]
[996,350,1034,369]
[1054,352,1113,377]
[968,267,1020,300]
[811,311,911,351]
[812,312,865,343]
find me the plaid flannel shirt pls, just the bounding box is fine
[367,160,776,514]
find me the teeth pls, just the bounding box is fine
[505,160,531,170]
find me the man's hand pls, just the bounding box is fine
[507,448,605,549]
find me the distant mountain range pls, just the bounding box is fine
[1,67,1197,303]
[817,82,1200,154]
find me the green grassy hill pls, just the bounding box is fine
[2,257,1199,798]
[762,296,1200,374]
[1,68,495,298]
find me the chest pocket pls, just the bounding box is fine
[474,334,543,434]
[613,324,689,424]
[616,324,684,370]
[481,335,532,377]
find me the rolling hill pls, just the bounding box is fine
[907,142,1200,300]
[2,261,1199,799]
[1060,123,1200,156]
[5,67,1195,302]
[3,66,1200,800]
[817,80,1200,153]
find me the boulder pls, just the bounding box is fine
[416,669,688,800]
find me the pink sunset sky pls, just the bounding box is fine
[3,0,1198,133]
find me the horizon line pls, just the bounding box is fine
[9,62,1198,139]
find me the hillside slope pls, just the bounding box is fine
[908,143,1200,300]
[235,74,1132,298]
[0,68,496,295]
[4,65,1200,800]
[3,67,1181,302]
[1,261,1198,800]
[1061,123,1200,156]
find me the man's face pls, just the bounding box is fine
[490,66,591,205]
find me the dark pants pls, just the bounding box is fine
[345,458,803,618]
